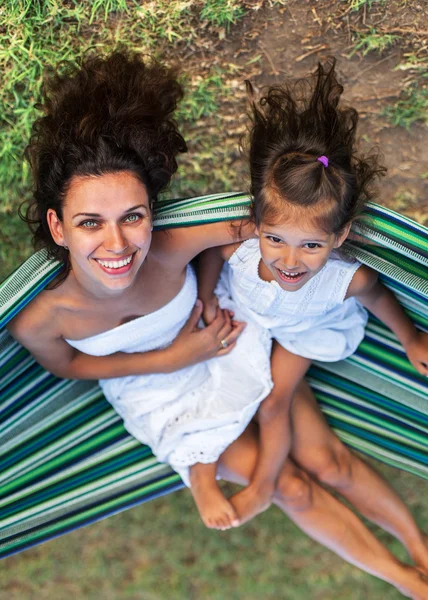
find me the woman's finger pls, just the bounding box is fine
[183,299,204,332]
[217,340,237,356]
[206,306,227,335]
[216,322,246,354]
[216,309,233,341]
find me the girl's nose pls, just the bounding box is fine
[105,226,129,254]
[281,248,299,269]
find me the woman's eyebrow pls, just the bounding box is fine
[124,204,147,213]
[72,204,148,219]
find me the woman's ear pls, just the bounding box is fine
[333,222,352,248]
[47,209,66,247]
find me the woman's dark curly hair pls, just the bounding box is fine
[246,59,386,234]
[22,50,187,272]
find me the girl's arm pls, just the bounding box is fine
[197,243,241,324]
[8,300,244,381]
[347,265,428,376]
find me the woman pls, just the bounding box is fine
[8,51,428,598]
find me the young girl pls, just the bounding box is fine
[198,60,428,525]
[9,52,428,598]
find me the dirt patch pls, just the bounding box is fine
[173,0,428,223]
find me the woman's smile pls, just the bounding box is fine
[94,252,136,275]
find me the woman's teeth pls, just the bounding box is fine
[96,255,132,269]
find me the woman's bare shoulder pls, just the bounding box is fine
[7,288,63,344]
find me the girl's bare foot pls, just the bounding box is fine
[189,462,239,530]
[191,479,239,530]
[229,484,273,525]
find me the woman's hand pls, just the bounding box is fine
[405,331,428,376]
[164,299,246,371]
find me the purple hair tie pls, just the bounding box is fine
[317,155,329,168]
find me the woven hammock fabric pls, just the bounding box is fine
[0,193,427,559]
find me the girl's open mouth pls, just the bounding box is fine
[276,267,306,285]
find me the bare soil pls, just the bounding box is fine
[175,0,428,224]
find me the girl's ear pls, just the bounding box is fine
[47,209,66,247]
[333,222,352,248]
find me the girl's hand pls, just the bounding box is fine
[165,300,246,371]
[202,295,220,325]
[405,331,428,376]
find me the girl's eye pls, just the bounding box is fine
[267,235,283,244]
[305,243,321,249]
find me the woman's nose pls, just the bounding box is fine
[104,226,128,254]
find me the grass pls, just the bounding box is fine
[1,459,425,599]
[200,0,246,28]
[347,0,385,11]
[383,84,428,128]
[350,28,398,56]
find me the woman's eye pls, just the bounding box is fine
[124,213,141,223]
[80,220,99,228]
[305,243,320,249]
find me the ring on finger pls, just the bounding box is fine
[219,339,228,349]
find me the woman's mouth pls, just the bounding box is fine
[94,253,135,275]
[276,267,306,285]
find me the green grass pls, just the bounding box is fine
[200,0,246,28]
[383,84,428,129]
[347,0,385,11]
[350,28,398,56]
[1,460,426,599]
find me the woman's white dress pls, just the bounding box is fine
[215,239,368,362]
[65,265,273,486]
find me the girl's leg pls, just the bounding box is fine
[189,462,238,530]
[289,380,428,570]
[218,425,428,598]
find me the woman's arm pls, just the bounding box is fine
[8,300,245,380]
[152,219,256,267]
[347,265,428,376]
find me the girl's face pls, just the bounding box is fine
[47,171,153,297]
[257,217,349,292]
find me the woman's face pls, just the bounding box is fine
[47,171,153,296]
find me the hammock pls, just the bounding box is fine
[1,192,427,559]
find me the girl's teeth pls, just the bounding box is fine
[280,269,301,278]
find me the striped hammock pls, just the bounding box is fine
[1,192,427,559]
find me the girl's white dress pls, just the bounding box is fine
[65,266,272,486]
[215,239,368,362]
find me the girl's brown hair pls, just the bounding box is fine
[246,60,386,234]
